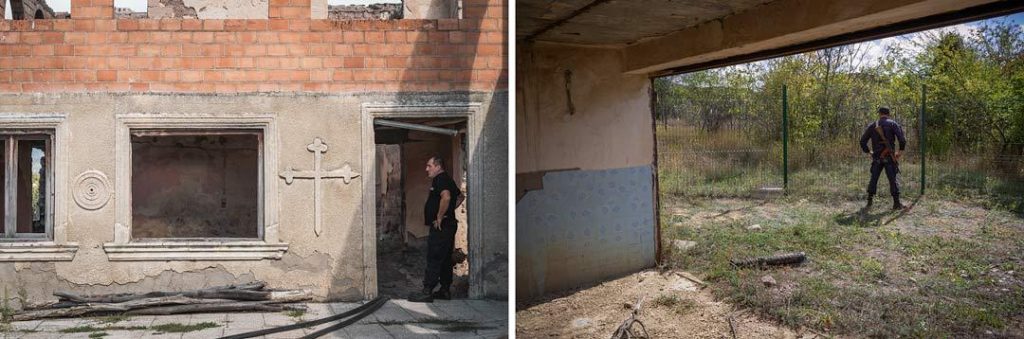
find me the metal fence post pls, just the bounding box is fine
[920,84,926,196]
[783,85,789,191]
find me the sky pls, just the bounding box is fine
[858,12,1024,67]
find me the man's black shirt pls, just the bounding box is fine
[424,171,461,225]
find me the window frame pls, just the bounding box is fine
[128,128,265,242]
[1,130,54,240]
[104,113,286,261]
[0,113,77,262]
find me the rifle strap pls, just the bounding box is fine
[874,120,898,165]
[875,120,893,151]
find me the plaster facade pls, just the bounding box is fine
[0,91,507,303]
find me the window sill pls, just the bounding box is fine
[0,242,79,262]
[102,241,289,261]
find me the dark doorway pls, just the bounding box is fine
[374,118,469,299]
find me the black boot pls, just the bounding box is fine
[866,195,873,208]
[408,287,434,303]
[892,196,905,210]
[431,287,451,300]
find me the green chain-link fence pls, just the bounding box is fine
[656,83,1024,212]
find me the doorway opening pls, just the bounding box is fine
[373,117,469,299]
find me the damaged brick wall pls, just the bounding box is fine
[148,0,199,19]
[0,0,505,93]
[329,4,402,20]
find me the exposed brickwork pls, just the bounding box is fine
[0,0,507,93]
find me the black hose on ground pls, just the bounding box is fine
[218,296,389,339]
[301,297,388,338]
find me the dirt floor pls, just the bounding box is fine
[516,269,823,338]
[518,195,1024,338]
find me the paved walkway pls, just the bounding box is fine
[2,299,507,338]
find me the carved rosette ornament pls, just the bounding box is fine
[73,170,112,210]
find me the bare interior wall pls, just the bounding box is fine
[131,133,260,239]
[516,43,654,174]
[516,42,658,300]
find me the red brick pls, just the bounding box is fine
[181,19,203,31]
[203,20,225,31]
[31,45,54,56]
[179,70,203,82]
[130,82,150,92]
[149,32,173,43]
[107,32,128,43]
[96,70,116,81]
[244,45,267,56]
[160,19,182,31]
[279,32,301,43]
[385,31,405,43]
[300,32,321,43]
[245,20,268,31]
[214,32,236,43]
[138,19,161,31]
[306,43,330,56]
[438,19,459,31]
[300,57,321,68]
[224,20,247,31]
[52,20,74,31]
[269,19,290,31]
[343,56,365,68]
[365,57,385,68]
[54,45,74,56]
[310,20,332,32]
[267,45,288,56]
[288,20,310,32]
[192,32,214,43]
[331,44,352,56]
[366,31,385,43]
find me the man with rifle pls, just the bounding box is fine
[859,106,907,210]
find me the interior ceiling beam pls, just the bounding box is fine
[655,0,1024,77]
[525,0,616,42]
[374,119,459,136]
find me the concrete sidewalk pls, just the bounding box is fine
[2,299,507,339]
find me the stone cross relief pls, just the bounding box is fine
[280,137,360,236]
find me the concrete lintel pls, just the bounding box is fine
[623,0,997,75]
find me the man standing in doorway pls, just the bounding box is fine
[860,106,907,210]
[409,155,463,302]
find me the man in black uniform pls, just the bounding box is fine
[859,107,907,210]
[409,155,463,302]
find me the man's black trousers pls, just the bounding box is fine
[423,218,457,291]
[867,159,900,197]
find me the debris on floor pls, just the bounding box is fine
[13,282,310,321]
